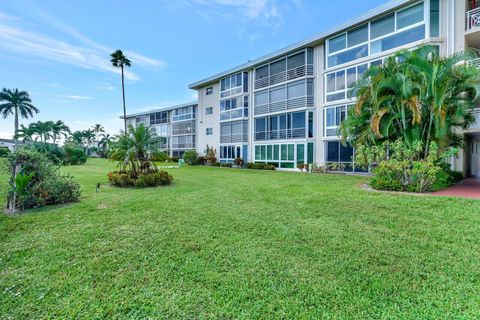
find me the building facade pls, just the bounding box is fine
[128,0,480,175]
[124,102,197,158]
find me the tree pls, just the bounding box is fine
[340,45,480,158]
[109,124,158,177]
[68,131,85,146]
[91,123,105,140]
[30,121,54,144]
[98,133,113,157]
[82,129,96,155]
[0,88,39,149]
[110,50,131,133]
[15,124,36,142]
[51,120,70,144]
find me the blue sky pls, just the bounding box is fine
[0,0,387,138]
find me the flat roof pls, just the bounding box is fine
[122,100,198,119]
[189,0,413,89]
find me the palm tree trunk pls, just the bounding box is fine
[14,108,18,151]
[121,66,127,133]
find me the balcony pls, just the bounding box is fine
[254,96,314,116]
[255,128,306,141]
[172,143,195,149]
[255,65,314,90]
[220,108,248,121]
[467,7,480,32]
[220,133,248,144]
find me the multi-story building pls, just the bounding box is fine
[187,0,480,175]
[124,101,197,158]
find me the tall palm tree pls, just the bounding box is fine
[98,133,112,158]
[0,88,39,149]
[91,123,105,141]
[68,131,85,146]
[82,129,96,155]
[31,121,54,144]
[15,124,36,142]
[51,120,70,144]
[110,50,131,133]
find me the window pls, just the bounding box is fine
[206,128,213,135]
[270,58,286,76]
[287,51,305,70]
[325,62,368,103]
[255,91,269,106]
[206,107,213,115]
[255,111,307,141]
[256,65,269,80]
[326,1,426,68]
[221,120,248,143]
[220,72,247,98]
[206,87,213,95]
[173,106,195,122]
[149,111,169,125]
[430,0,440,37]
[287,80,305,99]
[220,96,248,121]
[324,105,352,137]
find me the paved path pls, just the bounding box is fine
[432,178,480,199]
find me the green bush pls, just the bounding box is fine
[30,142,65,165]
[64,143,87,165]
[246,162,255,169]
[221,163,232,168]
[108,170,173,188]
[263,164,276,170]
[151,151,169,162]
[6,148,81,210]
[183,151,199,165]
[169,157,179,162]
[0,148,10,158]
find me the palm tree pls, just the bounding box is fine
[340,45,480,158]
[82,129,96,155]
[110,50,131,133]
[51,120,70,144]
[30,121,53,144]
[15,124,36,142]
[109,124,158,176]
[91,123,105,141]
[0,88,39,149]
[68,131,85,146]
[98,133,112,157]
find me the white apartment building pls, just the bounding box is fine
[128,0,480,175]
[124,102,197,158]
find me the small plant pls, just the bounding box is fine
[234,157,244,168]
[0,148,10,158]
[297,163,308,172]
[311,163,327,173]
[64,143,87,165]
[151,151,169,162]
[183,151,199,165]
[221,162,232,168]
[108,170,173,188]
[169,157,179,162]
[263,164,276,170]
[204,145,217,165]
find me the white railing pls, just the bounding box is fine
[255,64,314,90]
[470,108,480,129]
[466,7,480,31]
[254,96,314,115]
[172,143,195,149]
[220,133,248,144]
[255,128,306,141]
[468,58,480,68]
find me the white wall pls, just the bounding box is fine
[196,83,221,155]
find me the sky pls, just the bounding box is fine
[0,0,387,138]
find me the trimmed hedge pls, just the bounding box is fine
[108,170,173,188]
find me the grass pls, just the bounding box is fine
[1,158,480,319]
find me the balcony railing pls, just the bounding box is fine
[255,128,306,141]
[220,108,248,121]
[470,108,480,130]
[254,96,314,116]
[467,57,480,68]
[172,143,195,149]
[255,65,314,90]
[466,7,480,31]
[220,133,248,144]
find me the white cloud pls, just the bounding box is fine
[64,95,92,100]
[0,9,165,81]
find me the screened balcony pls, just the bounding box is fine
[467,7,480,32]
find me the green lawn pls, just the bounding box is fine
[1,158,480,319]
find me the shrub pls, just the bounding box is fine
[246,162,255,169]
[311,163,327,173]
[234,157,244,168]
[64,143,87,165]
[30,142,66,165]
[108,170,173,188]
[169,157,179,163]
[183,151,199,165]
[221,162,232,168]
[0,148,10,158]
[197,156,207,165]
[151,151,169,162]
[204,145,217,165]
[263,164,276,170]
[6,148,81,211]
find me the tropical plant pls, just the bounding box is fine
[15,124,36,142]
[109,124,159,177]
[51,120,70,144]
[91,123,105,140]
[340,45,480,158]
[82,129,96,155]
[98,133,113,158]
[30,121,54,143]
[0,88,39,149]
[68,130,85,145]
[110,50,131,132]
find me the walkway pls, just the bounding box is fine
[432,178,480,199]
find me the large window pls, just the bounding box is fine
[220,95,248,121]
[220,72,248,98]
[325,62,368,103]
[173,105,196,122]
[220,120,248,143]
[326,1,426,68]
[149,111,169,125]
[255,142,314,168]
[172,135,195,149]
[254,79,314,115]
[255,111,309,141]
[324,105,353,137]
[254,48,313,89]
